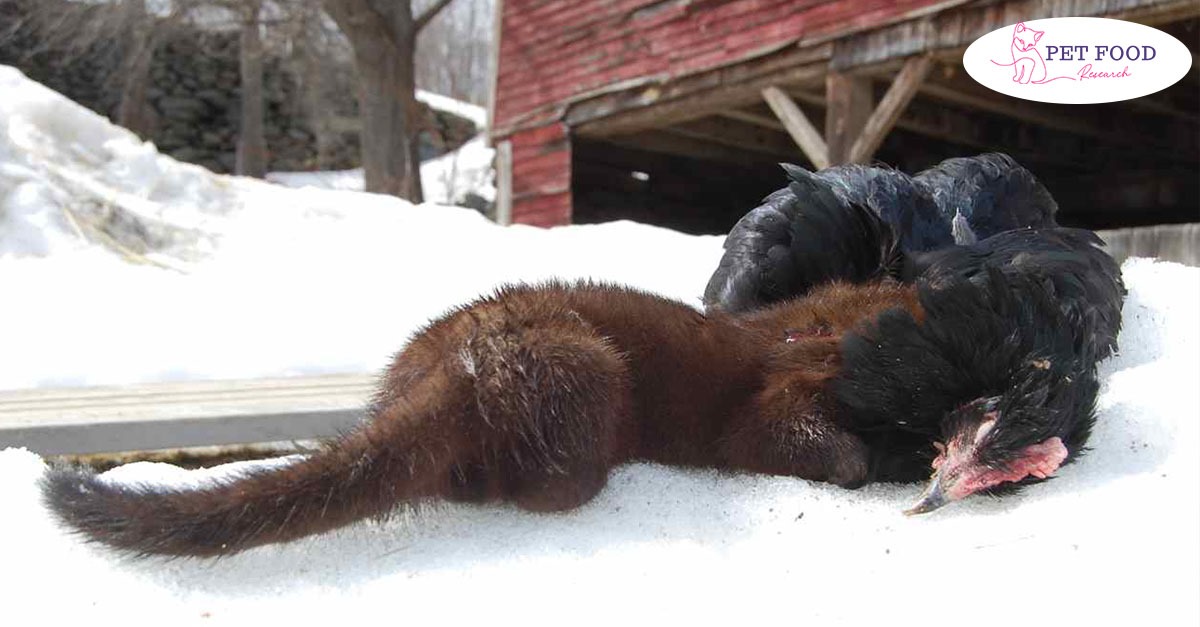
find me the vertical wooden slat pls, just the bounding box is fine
[824,72,873,165]
[486,0,505,147]
[495,139,513,225]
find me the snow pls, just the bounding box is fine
[1,65,1199,625]
[416,89,487,129]
[1,64,702,389]
[263,167,365,191]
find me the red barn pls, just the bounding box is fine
[489,0,1199,234]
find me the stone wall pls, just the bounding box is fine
[0,0,479,175]
[149,30,342,173]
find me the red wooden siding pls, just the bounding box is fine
[494,0,956,226]
[510,122,572,226]
[494,0,955,133]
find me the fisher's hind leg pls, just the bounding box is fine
[457,306,634,512]
[720,337,869,488]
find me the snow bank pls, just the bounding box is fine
[0,65,714,390]
[0,63,715,386]
[263,168,366,191]
[0,65,243,261]
[0,64,494,265]
[2,259,1197,626]
[416,89,487,129]
[1,65,1197,626]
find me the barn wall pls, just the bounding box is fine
[493,0,957,134]
[494,0,1198,230]
[510,122,573,226]
[493,0,957,225]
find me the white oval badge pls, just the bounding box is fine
[962,17,1192,104]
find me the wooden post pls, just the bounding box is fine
[0,375,374,456]
[824,72,873,165]
[761,86,830,169]
[485,0,504,147]
[495,139,513,225]
[848,55,932,164]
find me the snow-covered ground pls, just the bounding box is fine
[416,88,487,129]
[1,66,1198,625]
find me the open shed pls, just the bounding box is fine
[489,0,1199,235]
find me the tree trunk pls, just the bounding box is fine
[115,0,156,137]
[236,0,268,178]
[291,4,335,169]
[322,0,423,202]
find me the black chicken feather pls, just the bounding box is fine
[914,153,1058,244]
[704,153,1060,313]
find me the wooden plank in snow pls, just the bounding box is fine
[0,375,376,456]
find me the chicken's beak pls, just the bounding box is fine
[904,470,950,516]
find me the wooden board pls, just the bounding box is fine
[848,54,931,163]
[824,72,872,164]
[0,375,376,456]
[762,86,830,169]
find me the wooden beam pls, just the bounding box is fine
[824,72,872,164]
[890,94,1186,173]
[761,86,830,169]
[666,115,801,160]
[495,140,513,225]
[782,88,826,108]
[497,0,1199,141]
[848,54,931,164]
[1123,90,1200,123]
[910,65,1198,159]
[578,137,754,176]
[611,130,780,168]
[485,0,504,145]
[1108,0,1200,28]
[718,110,785,132]
[830,0,1200,71]
[769,80,1193,171]
[568,45,831,138]
[572,63,827,138]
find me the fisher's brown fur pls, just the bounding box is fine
[42,280,919,557]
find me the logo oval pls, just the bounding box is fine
[962,17,1192,104]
